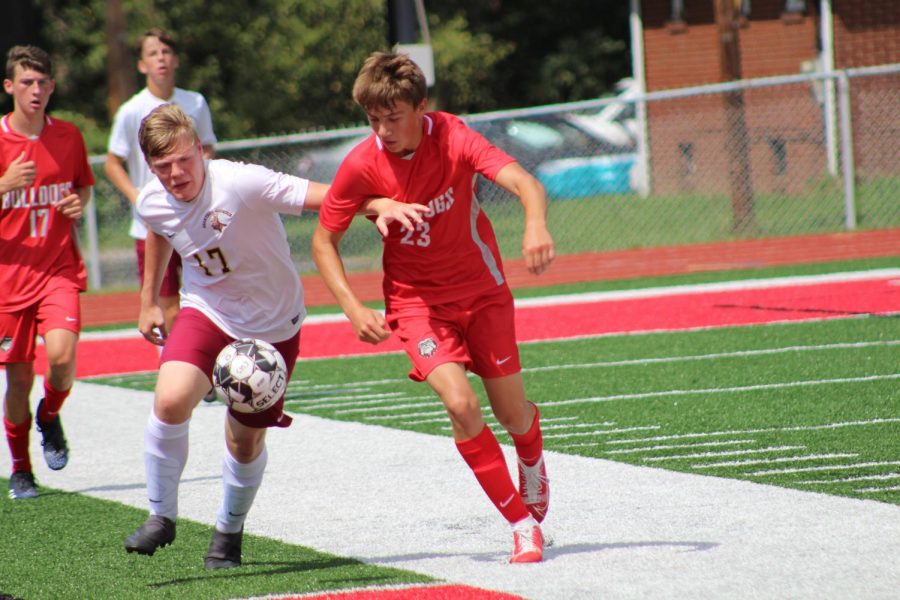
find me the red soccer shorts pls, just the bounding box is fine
[159,308,300,428]
[136,239,182,297]
[0,286,81,364]
[387,285,521,382]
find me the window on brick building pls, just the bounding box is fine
[670,0,684,22]
[785,0,805,12]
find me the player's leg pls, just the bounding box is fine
[31,288,80,471]
[468,289,550,525]
[204,416,267,570]
[125,308,228,556]
[1,306,39,498]
[204,330,299,569]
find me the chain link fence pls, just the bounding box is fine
[81,63,899,290]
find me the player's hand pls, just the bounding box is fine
[56,192,83,220]
[1,152,36,190]
[523,223,555,275]
[370,200,430,237]
[138,304,168,346]
[348,305,391,345]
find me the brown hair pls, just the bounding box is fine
[139,103,200,160]
[5,45,52,80]
[137,27,178,57]
[352,51,427,112]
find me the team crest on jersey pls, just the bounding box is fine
[203,209,234,232]
[0,336,12,352]
[417,337,438,358]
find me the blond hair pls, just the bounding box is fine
[352,51,427,112]
[138,103,200,160]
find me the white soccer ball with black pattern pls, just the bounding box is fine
[212,338,287,413]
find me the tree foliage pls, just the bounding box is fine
[15,0,630,149]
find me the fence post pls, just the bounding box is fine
[84,188,102,289]
[836,71,857,231]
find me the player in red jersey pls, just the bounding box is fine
[312,51,555,563]
[0,46,95,499]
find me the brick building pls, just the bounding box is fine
[632,0,899,197]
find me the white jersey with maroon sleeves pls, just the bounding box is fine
[136,159,308,342]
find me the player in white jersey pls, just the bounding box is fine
[123,103,426,569]
[105,28,217,334]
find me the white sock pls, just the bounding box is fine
[216,446,267,534]
[143,412,190,521]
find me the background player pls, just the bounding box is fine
[0,45,94,499]
[312,51,554,563]
[104,28,216,336]
[124,103,425,569]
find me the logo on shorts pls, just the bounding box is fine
[417,337,438,358]
[0,336,12,352]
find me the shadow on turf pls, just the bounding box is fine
[146,557,365,589]
[71,474,219,494]
[371,540,718,564]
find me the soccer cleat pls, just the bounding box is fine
[510,519,544,564]
[204,528,243,569]
[8,471,38,500]
[518,454,549,523]
[124,516,176,555]
[35,400,69,471]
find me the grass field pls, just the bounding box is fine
[1,261,898,599]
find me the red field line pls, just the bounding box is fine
[80,229,900,327]
[49,273,900,378]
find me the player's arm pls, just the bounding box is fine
[494,162,555,275]
[103,153,140,204]
[300,180,426,233]
[311,224,391,345]
[138,230,175,346]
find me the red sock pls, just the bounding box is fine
[38,380,70,422]
[509,402,543,466]
[456,425,530,523]
[4,416,32,474]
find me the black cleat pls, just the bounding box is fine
[124,516,176,555]
[35,400,69,471]
[8,471,38,500]
[204,528,243,569]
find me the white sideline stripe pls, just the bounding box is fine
[641,445,805,461]
[5,380,899,599]
[544,426,661,439]
[608,417,900,444]
[606,440,755,454]
[541,373,900,407]
[749,461,900,476]
[77,268,900,342]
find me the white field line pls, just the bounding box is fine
[540,373,900,408]
[523,340,900,374]
[641,445,805,462]
[336,401,436,415]
[606,440,755,454]
[607,417,900,444]
[78,268,900,342]
[795,473,900,484]
[544,426,662,439]
[748,461,900,476]
[363,409,446,420]
[856,485,900,493]
[694,453,858,469]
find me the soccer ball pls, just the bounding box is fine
[212,338,287,413]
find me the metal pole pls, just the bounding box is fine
[629,0,651,197]
[820,0,838,176]
[84,188,102,289]
[836,71,856,230]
